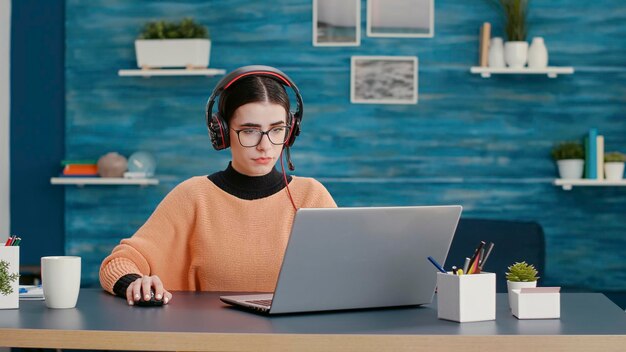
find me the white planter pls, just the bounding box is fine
[504,41,528,69]
[0,246,19,310]
[488,37,505,68]
[507,280,536,310]
[557,159,584,179]
[604,162,625,180]
[528,37,548,69]
[135,39,211,69]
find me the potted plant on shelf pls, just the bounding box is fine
[491,0,529,68]
[505,261,539,310]
[551,141,585,179]
[604,152,626,180]
[135,18,211,69]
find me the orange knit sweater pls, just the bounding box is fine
[99,175,336,294]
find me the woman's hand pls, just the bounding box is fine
[126,275,173,306]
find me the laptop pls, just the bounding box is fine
[220,205,462,314]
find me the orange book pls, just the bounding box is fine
[63,164,98,175]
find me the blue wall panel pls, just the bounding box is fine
[65,0,626,289]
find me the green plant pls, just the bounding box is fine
[489,0,529,41]
[0,260,19,296]
[139,18,209,39]
[506,261,539,282]
[551,141,584,160]
[605,152,626,163]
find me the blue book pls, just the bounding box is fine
[586,128,598,179]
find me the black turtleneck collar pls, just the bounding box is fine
[207,162,293,200]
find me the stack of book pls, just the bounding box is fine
[60,160,98,177]
[584,128,604,180]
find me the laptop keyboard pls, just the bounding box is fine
[246,299,272,307]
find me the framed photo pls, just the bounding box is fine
[367,0,434,38]
[313,0,360,46]
[351,56,418,105]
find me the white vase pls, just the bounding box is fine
[504,41,529,69]
[557,159,584,179]
[604,162,625,180]
[488,37,505,68]
[507,280,537,310]
[528,37,549,69]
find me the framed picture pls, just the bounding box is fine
[367,0,434,38]
[351,56,418,105]
[313,0,360,46]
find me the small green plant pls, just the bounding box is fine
[139,18,209,39]
[551,141,584,161]
[506,261,539,282]
[605,152,626,163]
[0,260,19,296]
[489,0,529,41]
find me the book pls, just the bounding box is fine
[63,164,98,175]
[479,22,491,67]
[585,128,598,179]
[19,285,44,301]
[596,135,604,180]
[61,159,97,166]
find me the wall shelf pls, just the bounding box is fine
[50,177,159,187]
[553,178,626,190]
[470,66,574,78]
[118,68,226,77]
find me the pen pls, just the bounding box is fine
[451,266,458,275]
[4,236,11,246]
[456,269,464,276]
[467,241,486,275]
[478,242,495,270]
[462,257,470,274]
[427,256,447,274]
[12,237,21,246]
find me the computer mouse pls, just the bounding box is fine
[135,290,164,307]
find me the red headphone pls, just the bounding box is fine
[205,66,303,154]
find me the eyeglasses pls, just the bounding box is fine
[231,125,291,147]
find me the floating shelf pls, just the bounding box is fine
[470,66,574,78]
[118,68,226,77]
[553,178,626,190]
[50,177,159,187]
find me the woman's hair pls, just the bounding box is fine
[218,76,291,124]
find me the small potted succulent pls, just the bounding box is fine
[551,141,585,179]
[506,261,539,309]
[135,18,211,69]
[604,152,626,181]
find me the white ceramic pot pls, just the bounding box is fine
[507,280,536,310]
[504,41,529,69]
[528,37,548,69]
[557,159,584,179]
[488,37,506,68]
[135,39,211,69]
[604,162,625,180]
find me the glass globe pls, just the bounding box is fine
[127,151,156,177]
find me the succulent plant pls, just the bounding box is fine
[506,261,539,282]
[0,260,19,296]
[139,18,209,39]
[605,152,626,163]
[551,141,584,161]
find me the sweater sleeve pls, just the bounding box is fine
[99,179,197,295]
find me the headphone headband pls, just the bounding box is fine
[205,65,304,151]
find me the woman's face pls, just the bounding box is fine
[229,102,289,176]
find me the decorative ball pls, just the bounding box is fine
[128,151,157,177]
[97,152,128,178]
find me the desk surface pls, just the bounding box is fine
[1,289,625,352]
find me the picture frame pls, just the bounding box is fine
[367,0,434,38]
[313,0,360,47]
[351,56,418,105]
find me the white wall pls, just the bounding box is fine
[0,0,11,239]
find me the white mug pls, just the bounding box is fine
[41,256,81,309]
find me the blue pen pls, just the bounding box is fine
[427,256,447,274]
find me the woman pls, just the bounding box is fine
[99,66,337,306]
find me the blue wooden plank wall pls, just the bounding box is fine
[65,0,626,290]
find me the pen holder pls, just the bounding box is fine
[0,246,20,309]
[436,272,495,323]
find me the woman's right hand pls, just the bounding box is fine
[126,275,172,306]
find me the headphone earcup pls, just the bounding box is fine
[286,112,301,147]
[208,113,230,150]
